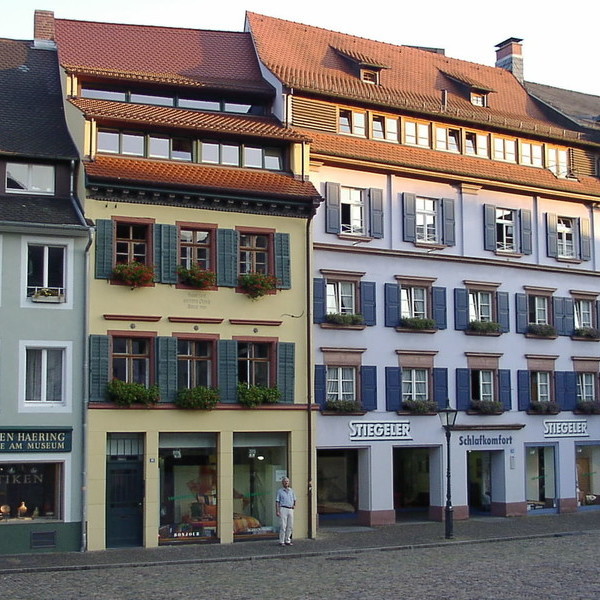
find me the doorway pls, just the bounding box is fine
[467,451,492,513]
[393,448,430,516]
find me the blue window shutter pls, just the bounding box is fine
[517,371,531,411]
[216,229,238,287]
[546,213,558,258]
[154,224,177,284]
[520,209,532,255]
[384,283,400,328]
[89,335,110,402]
[432,286,447,330]
[454,288,468,330]
[497,292,510,333]
[277,342,295,404]
[555,371,577,411]
[325,182,341,234]
[515,293,528,333]
[156,336,177,403]
[498,369,511,411]
[402,192,416,242]
[275,232,291,289]
[313,278,326,324]
[433,368,448,410]
[360,281,376,326]
[314,365,327,409]
[361,366,377,411]
[442,198,455,246]
[456,369,471,411]
[369,188,384,239]
[385,367,402,411]
[579,218,591,261]
[95,219,114,279]
[218,340,238,403]
[597,300,600,330]
[483,205,496,251]
[554,296,566,335]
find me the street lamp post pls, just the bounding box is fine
[438,402,458,539]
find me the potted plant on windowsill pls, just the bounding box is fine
[572,327,600,340]
[106,379,160,407]
[177,264,216,289]
[469,400,504,415]
[528,400,560,415]
[467,320,501,335]
[238,272,278,299]
[526,323,557,338]
[175,386,220,409]
[401,399,438,415]
[31,288,65,303]
[400,317,436,330]
[112,262,155,289]
[321,398,365,415]
[237,383,281,407]
[575,400,600,415]
[325,313,364,326]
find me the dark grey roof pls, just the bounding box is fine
[0,38,79,159]
[526,81,600,133]
[0,194,86,227]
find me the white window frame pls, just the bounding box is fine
[520,142,543,167]
[404,120,430,147]
[469,290,493,322]
[18,340,72,413]
[470,92,487,107]
[574,299,593,329]
[372,115,398,142]
[20,236,74,310]
[473,369,494,402]
[435,126,460,153]
[339,109,366,137]
[532,371,551,403]
[6,163,55,195]
[326,280,356,315]
[402,368,429,402]
[495,208,516,252]
[493,137,517,162]
[340,187,365,235]
[528,296,549,325]
[557,217,576,258]
[547,147,569,178]
[326,366,357,402]
[577,373,596,402]
[415,197,439,243]
[401,285,427,319]
[465,131,489,157]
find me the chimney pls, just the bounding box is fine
[33,10,56,49]
[495,37,523,82]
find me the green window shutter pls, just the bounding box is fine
[218,339,238,403]
[275,233,291,289]
[95,219,114,279]
[154,224,178,284]
[277,342,295,404]
[217,229,238,287]
[89,335,110,402]
[156,336,177,402]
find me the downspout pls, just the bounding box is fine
[306,205,315,539]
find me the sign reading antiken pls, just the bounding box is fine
[349,421,412,441]
[0,429,72,452]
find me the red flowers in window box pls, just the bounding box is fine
[112,262,155,288]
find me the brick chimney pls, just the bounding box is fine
[495,38,523,82]
[33,10,56,49]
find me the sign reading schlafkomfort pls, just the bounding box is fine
[0,429,72,452]
[349,421,412,441]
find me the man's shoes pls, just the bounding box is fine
[279,543,285,546]
[285,542,293,546]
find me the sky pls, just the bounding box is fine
[1,0,598,97]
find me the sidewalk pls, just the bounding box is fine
[3,510,600,574]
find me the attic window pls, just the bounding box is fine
[470,92,488,107]
[361,69,379,85]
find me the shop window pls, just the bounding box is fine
[546,214,591,261]
[317,449,358,515]
[402,193,455,246]
[177,339,214,388]
[0,463,60,521]
[159,433,218,544]
[26,243,66,301]
[465,131,489,157]
[576,445,600,507]
[112,336,152,385]
[483,205,532,255]
[6,163,54,195]
[404,120,430,147]
[385,277,447,330]
[526,447,556,511]
[233,432,288,540]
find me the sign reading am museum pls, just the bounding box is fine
[0,429,72,452]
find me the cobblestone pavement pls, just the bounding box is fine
[1,511,600,599]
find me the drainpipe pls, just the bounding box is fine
[306,211,315,538]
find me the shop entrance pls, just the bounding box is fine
[576,445,600,508]
[317,449,358,519]
[393,448,430,516]
[106,433,144,548]
[526,446,556,512]
[467,451,493,513]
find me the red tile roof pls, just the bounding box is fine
[246,13,585,140]
[302,128,600,198]
[55,19,272,93]
[86,155,320,201]
[70,97,310,142]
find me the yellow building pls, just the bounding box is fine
[38,12,321,549]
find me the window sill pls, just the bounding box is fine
[525,333,558,340]
[31,295,65,304]
[464,330,502,337]
[176,283,218,291]
[466,410,504,416]
[494,250,523,258]
[414,242,446,250]
[321,410,367,416]
[337,233,372,243]
[395,327,437,334]
[396,411,438,416]
[571,336,600,342]
[320,323,366,330]
[526,410,561,416]
[556,257,582,264]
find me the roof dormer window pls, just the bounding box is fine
[470,92,488,107]
[361,69,379,85]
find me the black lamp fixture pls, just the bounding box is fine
[438,400,458,539]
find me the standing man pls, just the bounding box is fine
[276,476,296,546]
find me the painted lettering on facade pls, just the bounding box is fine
[543,420,588,438]
[458,434,513,446]
[349,421,412,441]
[0,430,72,453]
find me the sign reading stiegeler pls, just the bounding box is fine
[543,420,588,438]
[349,421,412,441]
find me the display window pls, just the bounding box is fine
[576,445,600,508]
[526,446,556,511]
[0,462,61,522]
[233,432,288,540]
[159,433,217,544]
[317,449,358,517]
